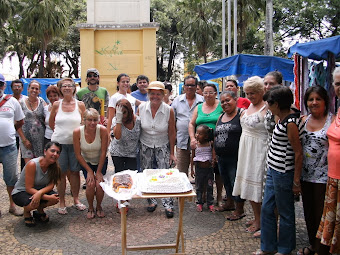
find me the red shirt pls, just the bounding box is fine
[237,97,250,109]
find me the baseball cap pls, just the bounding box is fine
[86,68,99,76]
[0,73,5,83]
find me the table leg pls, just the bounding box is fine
[175,197,185,253]
[121,205,127,255]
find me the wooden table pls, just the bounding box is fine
[120,190,196,255]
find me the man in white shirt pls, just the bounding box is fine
[0,74,25,217]
[172,75,204,176]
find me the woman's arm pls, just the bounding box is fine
[78,101,86,124]
[73,128,95,185]
[96,126,108,182]
[190,149,195,178]
[113,121,122,140]
[106,107,116,137]
[287,122,303,194]
[49,101,59,131]
[168,108,176,166]
[188,106,198,149]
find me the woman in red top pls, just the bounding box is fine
[316,66,340,254]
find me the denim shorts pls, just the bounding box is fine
[58,144,80,172]
[80,158,108,179]
[0,143,18,186]
[12,190,57,207]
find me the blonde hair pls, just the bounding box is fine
[243,76,264,94]
[333,66,340,82]
[83,108,99,121]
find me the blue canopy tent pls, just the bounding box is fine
[193,54,295,85]
[287,35,340,60]
[5,78,81,102]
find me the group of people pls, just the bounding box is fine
[0,66,339,254]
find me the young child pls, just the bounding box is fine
[254,86,303,255]
[191,124,216,212]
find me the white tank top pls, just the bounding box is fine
[80,125,101,165]
[51,99,81,144]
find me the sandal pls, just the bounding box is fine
[246,225,260,233]
[58,207,68,215]
[24,216,36,227]
[227,213,246,221]
[96,208,105,218]
[297,247,315,255]
[74,203,86,211]
[87,210,95,219]
[9,207,23,216]
[253,230,261,238]
[208,205,215,212]
[33,211,49,223]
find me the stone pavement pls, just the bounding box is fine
[0,160,309,255]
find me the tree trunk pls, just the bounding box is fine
[38,43,45,77]
[265,0,274,55]
[167,40,177,81]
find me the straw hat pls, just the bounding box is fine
[146,81,166,91]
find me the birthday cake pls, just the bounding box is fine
[142,169,192,193]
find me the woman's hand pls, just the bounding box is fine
[190,169,195,178]
[115,105,124,124]
[47,193,59,204]
[292,181,301,195]
[96,172,104,183]
[190,138,197,150]
[169,154,177,168]
[23,139,32,150]
[30,192,42,206]
[86,172,96,187]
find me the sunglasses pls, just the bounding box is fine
[87,74,98,78]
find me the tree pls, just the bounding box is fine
[19,0,69,77]
[177,0,221,63]
[265,0,273,55]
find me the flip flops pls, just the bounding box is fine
[24,216,36,227]
[87,210,95,219]
[227,213,246,221]
[58,207,68,215]
[246,225,261,233]
[74,203,87,211]
[33,211,49,223]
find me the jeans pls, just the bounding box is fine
[217,156,244,203]
[0,143,19,186]
[261,167,296,254]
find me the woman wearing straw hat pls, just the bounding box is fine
[137,81,177,218]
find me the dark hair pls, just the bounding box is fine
[226,79,238,87]
[136,75,149,83]
[44,142,62,185]
[197,80,207,90]
[184,75,198,86]
[46,85,60,98]
[265,71,283,85]
[203,83,217,92]
[266,86,293,110]
[28,80,41,89]
[220,90,237,100]
[11,79,23,89]
[304,85,329,115]
[164,81,172,93]
[117,73,129,82]
[196,124,214,142]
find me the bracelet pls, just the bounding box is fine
[293,181,301,187]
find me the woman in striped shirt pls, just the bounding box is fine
[254,86,303,255]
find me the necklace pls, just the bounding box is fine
[27,98,38,111]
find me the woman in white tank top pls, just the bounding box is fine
[73,108,108,219]
[49,78,86,215]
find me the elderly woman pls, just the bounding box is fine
[214,91,245,219]
[19,80,46,163]
[44,86,60,145]
[296,86,333,255]
[110,99,141,172]
[316,67,340,255]
[73,108,108,219]
[49,78,86,215]
[138,81,176,218]
[232,76,267,233]
[107,73,141,137]
[189,83,224,209]
[11,142,61,227]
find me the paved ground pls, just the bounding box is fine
[0,159,309,255]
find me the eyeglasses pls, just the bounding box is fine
[185,84,196,87]
[61,84,75,88]
[203,92,216,95]
[12,85,22,89]
[87,74,98,78]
